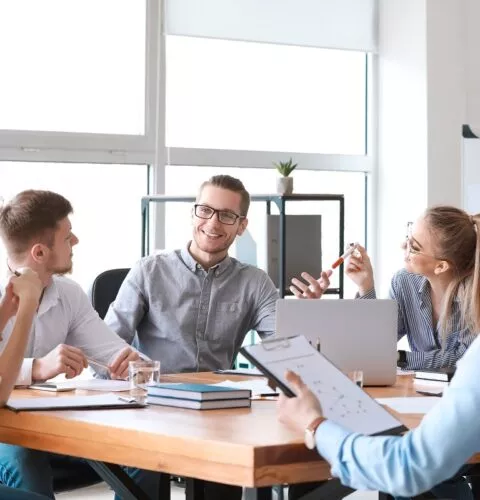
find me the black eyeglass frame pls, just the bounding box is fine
[194,204,245,225]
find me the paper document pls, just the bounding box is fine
[62,379,131,392]
[213,379,278,396]
[397,368,415,376]
[6,393,144,411]
[241,336,406,435]
[376,397,440,414]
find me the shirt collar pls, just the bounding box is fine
[418,275,460,304]
[180,242,232,276]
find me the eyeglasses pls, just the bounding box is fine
[194,204,245,226]
[405,222,441,259]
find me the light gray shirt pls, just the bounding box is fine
[0,276,129,385]
[104,246,279,374]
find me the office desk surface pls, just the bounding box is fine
[0,373,474,488]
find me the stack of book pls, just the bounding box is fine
[147,383,252,410]
[413,367,455,391]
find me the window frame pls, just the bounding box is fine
[0,0,160,166]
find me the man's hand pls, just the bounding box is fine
[277,370,324,434]
[109,347,140,380]
[290,270,332,299]
[345,244,374,296]
[32,344,88,381]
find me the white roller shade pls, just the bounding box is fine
[165,0,377,52]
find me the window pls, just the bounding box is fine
[166,37,367,154]
[0,163,148,291]
[0,0,146,135]
[164,166,366,298]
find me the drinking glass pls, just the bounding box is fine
[129,360,160,403]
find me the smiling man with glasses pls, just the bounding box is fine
[104,175,278,500]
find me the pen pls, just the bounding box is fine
[415,390,442,397]
[330,243,357,270]
[86,357,110,371]
[256,393,279,397]
[118,396,136,403]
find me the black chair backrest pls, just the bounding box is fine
[89,268,130,320]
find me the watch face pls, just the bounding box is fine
[304,429,316,450]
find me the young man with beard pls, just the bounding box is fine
[105,175,282,499]
[0,190,159,499]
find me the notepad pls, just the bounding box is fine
[6,393,145,411]
[241,335,407,436]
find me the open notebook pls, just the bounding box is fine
[6,393,145,411]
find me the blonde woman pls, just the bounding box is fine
[292,206,480,370]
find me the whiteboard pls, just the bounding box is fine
[462,125,480,214]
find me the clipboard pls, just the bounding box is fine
[241,335,407,436]
[6,393,146,412]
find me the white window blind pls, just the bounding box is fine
[165,0,377,52]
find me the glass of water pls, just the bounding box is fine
[129,360,160,403]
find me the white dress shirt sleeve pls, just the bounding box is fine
[16,358,35,386]
[66,285,130,377]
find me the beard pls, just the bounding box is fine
[47,263,73,276]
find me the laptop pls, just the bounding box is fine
[275,299,398,386]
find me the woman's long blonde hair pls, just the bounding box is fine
[425,206,480,337]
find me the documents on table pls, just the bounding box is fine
[376,397,441,414]
[241,335,406,435]
[29,379,131,392]
[6,393,145,411]
[213,379,278,396]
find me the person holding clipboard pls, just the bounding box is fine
[0,267,51,499]
[292,206,480,371]
[277,332,480,500]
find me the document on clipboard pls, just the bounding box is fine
[241,335,407,436]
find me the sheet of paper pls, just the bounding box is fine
[213,379,278,395]
[61,379,131,392]
[243,336,403,435]
[376,397,440,414]
[397,368,415,376]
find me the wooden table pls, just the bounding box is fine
[0,373,453,499]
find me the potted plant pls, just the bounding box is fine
[273,158,297,195]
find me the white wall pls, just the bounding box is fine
[465,0,480,132]
[376,0,478,294]
[376,0,428,294]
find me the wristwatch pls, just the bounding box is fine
[397,350,407,368]
[304,416,326,450]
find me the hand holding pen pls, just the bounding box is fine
[290,243,359,299]
[344,244,374,296]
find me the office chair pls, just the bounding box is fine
[89,268,130,319]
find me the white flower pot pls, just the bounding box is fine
[276,176,293,195]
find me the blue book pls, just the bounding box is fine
[146,396,251,410]
[147,383,251,401]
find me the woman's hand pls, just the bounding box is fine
[277,370,323,434]
[345,245,374,296]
